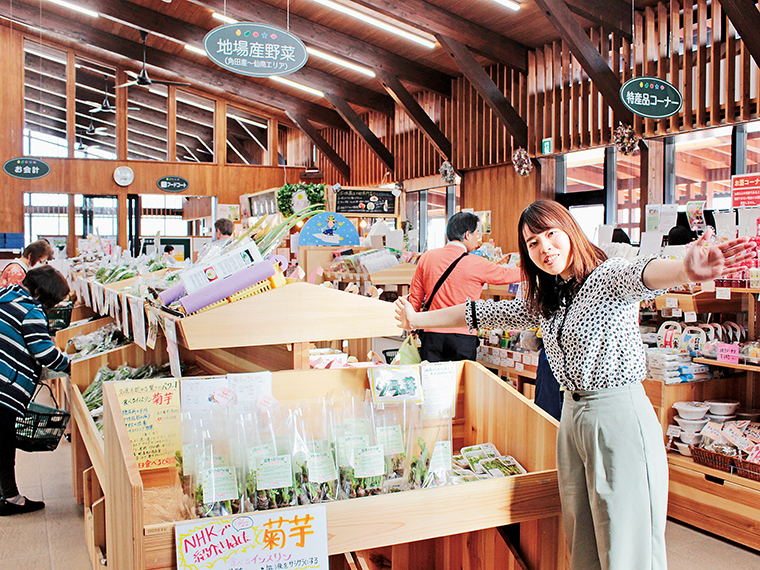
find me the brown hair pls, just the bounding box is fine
[23,265,70,310]
[517,200,607,318]
[23,240,55,266]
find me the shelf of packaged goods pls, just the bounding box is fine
[322,271,372,284]
[478,360,537,380]
[692,357,760,374]
[654,290,745,313]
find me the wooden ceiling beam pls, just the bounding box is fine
[564,0,633,41]
[719,0,760,69]
[0,1,347,130]
[375,68,452,162]
[435,34,528,149]
[324,94,394,175]
[186,0,452,97]
[532,0,634,124]
[347,0,528,71]
[42,0,395,116]
[287,111,351,182]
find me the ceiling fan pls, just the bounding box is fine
[77,118,107,136]
[88,75,140,114]
[116,30,191,89]
[75,135,100,152]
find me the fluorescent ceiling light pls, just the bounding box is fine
[212,13,238,24]
[306,47,375,77]
[229,114,268,130]
[492,0,521,10]
[308,0,435,49]
[46,0,99,18]
[185,44,207,56]
[270,76,324,97]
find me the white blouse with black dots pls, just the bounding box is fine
[466,257,666,392]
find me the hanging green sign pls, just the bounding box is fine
[203,23,308,77]
[3,157,51,179]
[157,176,190,192]
[620,77,683,119]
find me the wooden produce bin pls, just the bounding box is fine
[174,282,399,369]
[654,290,745,314]
[103,362,565,570]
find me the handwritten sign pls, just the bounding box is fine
[175,504,329,570]
[334,188,397,215]
[128,295,147,351]
[114,378,181,471]
[716,342,740,364]
[732,173,760,208]
[421,362,457,419]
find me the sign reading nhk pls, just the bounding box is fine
[204,23,308,77]
[620,77,683,119]
[157,176,190,192]
[3,158,51,180]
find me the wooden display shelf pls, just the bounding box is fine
[55,316,114,352]
[322,271,372,284]
[175,282,398,351]
[667,453,760,551]
[693,357,760,374]
[103,362,565,570]
[481,284,517,301]
[654,290,745,313]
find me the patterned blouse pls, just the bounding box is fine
[466,257,665,392]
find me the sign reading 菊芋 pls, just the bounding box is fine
[620,77,683,119]
[3,157,51,179]
[204,23,308,77]
[731,174,760,208]
[175,504,329,570]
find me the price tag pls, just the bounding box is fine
[747,444,760,463]
[515,361,524,372]
[716,342,740,364]
[701,281,716,292]
[672,308,683,317]
[700,421,723,441]
[666,425,682,438]
[665,296,679,308]
[684,311,698,322]
[715,287,732,300]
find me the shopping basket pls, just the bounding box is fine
[15,383,70,452]
[47,302,74,333]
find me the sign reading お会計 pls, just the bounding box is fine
[620,77,683,119]
[204,23,308,77]
[3,157,50,179]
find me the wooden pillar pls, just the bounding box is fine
[268,118,279,166]
[0,26,25,233]
[117,192,128,252]
[68,194,77,257]
[537,157,556,200]
[115,68,128,160]
[168,86,177,161]
[67,52,76,158]
[215,99,227,165]
[639,139,665,236]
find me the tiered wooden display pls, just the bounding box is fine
[173,282,399,369]
[650,288,760,550]
[103,362,565,570]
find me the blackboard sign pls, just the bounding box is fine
[334,188,397,215]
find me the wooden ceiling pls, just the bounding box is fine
[1,0,664,130]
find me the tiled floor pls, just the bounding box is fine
[4,434,760,570]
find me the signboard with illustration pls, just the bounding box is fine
[620,77,683,119]
[204,23,308,77]
[334,188,397,216]
[298,212,360,247]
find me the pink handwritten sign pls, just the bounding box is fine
[716,342,740,364]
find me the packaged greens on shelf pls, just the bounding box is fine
[336,394,384,497]
[403,413,453,490]
[290,398,341,504]
[373,402,409,493]
[193,408,244,518]
[69,322,129,360]
[244,407,297,511]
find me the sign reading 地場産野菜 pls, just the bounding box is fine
[203,23,308,77]
[620,77,683,119]
[3,157,50,179]
[157,176,190,192]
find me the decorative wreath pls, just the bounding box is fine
[613,124,639,155]
[512,148,533,177]
[439,161,457,184]
[277,183,326,217]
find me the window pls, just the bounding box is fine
[566,148,605,193]
[23,40,68,157]
[128,83,168,160]
[74,58,117,160]
[177,91,214,162]
[617,147,642,243]
[673,126,732,210]
[227,106,269,165]
[140,195,188,236]
[24,193,69,244]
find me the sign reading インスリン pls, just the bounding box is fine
[204,23,308,77]
[620,77,683,119]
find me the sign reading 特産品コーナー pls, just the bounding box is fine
[204,23,308,77]
[620,77,683,119]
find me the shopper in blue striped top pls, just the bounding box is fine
[0,265,70,516]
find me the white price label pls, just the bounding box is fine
[665,297,679,308]
[684,311,698,322]
[701,281,716,292]
[671,308,683,317]
[715,287,732,300]
[666,425,682,438]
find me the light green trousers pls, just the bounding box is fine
[558,383,668,570]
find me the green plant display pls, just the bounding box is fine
[277,183,326,217]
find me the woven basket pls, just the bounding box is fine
[734,457,760,482]
[689,445,735,473]
[15,384,70,453]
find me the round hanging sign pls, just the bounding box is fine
[157,176,190,192]
[620,77,683,119]
[3,157,50,179]
[203,23,308,77]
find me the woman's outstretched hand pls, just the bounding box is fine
[683,228,757,283]
[394,296,416,331]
